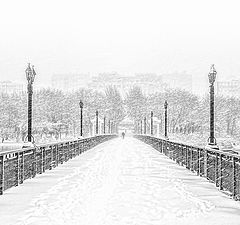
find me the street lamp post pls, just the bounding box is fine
[208,64,218,148]
[79,100,83,137]
[164,101,168,139]
[144,117,146,134]
[140,120,143,134]
[108,119,111,134]
[150,111,153,135]
[25,63,36,143]
[103,116,106,134]
[111,121,114,134]
[96,110,99,135]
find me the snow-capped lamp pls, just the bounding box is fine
[25,63,36,92]
[164,100,168,140]
[207,64,219,150]
[79,100,84,109]
[208,64,217,86]
[79,100,84,137]
[23,63,36,147]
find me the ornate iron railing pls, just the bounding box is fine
[0,135,116,195]
[135,135,240,200]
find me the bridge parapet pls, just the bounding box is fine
[0,135,117,195]
[134,135,240,201]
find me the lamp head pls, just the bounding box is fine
[79,100,83,109]
[208,64,217,85]
[25,63,36,84]
[164,100,168,109]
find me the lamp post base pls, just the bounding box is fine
[22,142,34,149]
[206,143,219,150]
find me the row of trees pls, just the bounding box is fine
[125,86,240,139]
[0,86,125,143]
[1,85,240,143]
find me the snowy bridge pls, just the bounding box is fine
[1,135,240,225]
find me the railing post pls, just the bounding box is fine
[204,150,208,177]
[68,142,71,160]
[0,155,4,195]
[56,145,59,167]
[180,145,184,166]
[169,143,172,159]
[176,144,180,164]
[160,140,163,153]
[185,146,188,169]
[172,143,175,161]
[197,149,201,175]
[40,147,43,174]
[232,156,237,199]
[219,154,223,190]
[166,142,169,156]
[49,146,53,170]
[65,143,68,161]
[77,141,80,155]
[60,144,63,164]
[163,141,166,155]
[52,145,56,168]
[15,152,19,186]
[42,147,46,173]
[19,152,24,184]
[32,149,36,178]
[215,152,219,187]
[190,147,193,171]
[79,140,82,154]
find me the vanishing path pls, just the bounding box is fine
[1,137,240,225]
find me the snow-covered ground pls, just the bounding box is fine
[1,137,240,225]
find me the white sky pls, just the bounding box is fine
[0,0,240,94]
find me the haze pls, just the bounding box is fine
[0,0,240,94]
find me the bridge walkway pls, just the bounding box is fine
[1,137,240,225]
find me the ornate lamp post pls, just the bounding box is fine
[150,111,153,135]
[144,117,147,134]
[108,119,111,134]
[96,110,99,135]
[164,101,168,139]
[103,116,106,134]
[111,121,114,134]
[113,122,115,134]
[79,100,83,137]
[25,63,36,143]
[208,64,218,147]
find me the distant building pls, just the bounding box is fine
[51,73,91,92]
[162,71,192,92]
[0,81,24,94]
[88,72,168,96]
[132,73,168,95]
[51,71,192,95]
[216,80,240,97]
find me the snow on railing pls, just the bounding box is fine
[134,135,240,201]
[0,135,117,195]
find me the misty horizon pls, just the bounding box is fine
[1,0,240,95]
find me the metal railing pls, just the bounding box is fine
[135,135,240,200]
[0,135,116,195]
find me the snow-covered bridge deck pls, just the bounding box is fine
[1,137,240,225]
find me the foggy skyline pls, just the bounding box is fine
[0,0,240,95]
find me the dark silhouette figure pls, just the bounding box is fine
[122,132,125,139]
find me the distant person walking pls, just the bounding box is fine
[121,132,125,139]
